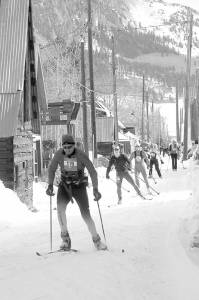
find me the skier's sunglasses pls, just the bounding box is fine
[63,144,74,150]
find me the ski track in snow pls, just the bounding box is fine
[0,157,199,300]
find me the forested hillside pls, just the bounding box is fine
[32,0,199,126]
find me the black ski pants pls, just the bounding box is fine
[171,153,178,170]
[57,182,98,237]
[149,158,162,177]
[116,170,142,200]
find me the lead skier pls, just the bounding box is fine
[46,134,107,251]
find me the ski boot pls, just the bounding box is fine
[92,234,107,250]
[60,231,71,251]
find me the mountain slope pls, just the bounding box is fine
[32,0,199,110]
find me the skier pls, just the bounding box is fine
[46,134,107,251]
[169,140,180,171]
[129,143,151,195]
[148,144,162,178]
[106,144,145,204]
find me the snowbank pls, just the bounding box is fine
[190,159,199,246]
[180,159,199,247]
[0,180,31,226]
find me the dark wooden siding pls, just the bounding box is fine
[0,137,14,188]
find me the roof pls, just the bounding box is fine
[36,52,48,112]
[0,0,29,137]
[0,0,29,92]
[0,93,21,137]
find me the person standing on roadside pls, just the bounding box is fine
[169,140,180,171]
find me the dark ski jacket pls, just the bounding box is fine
[106,154,130,176]
[48,148,98,189]
[169,143,179,155]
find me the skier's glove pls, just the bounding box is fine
[161,160,164,164]
[106,173,110,179]
[46,184,55,196]
[93,188,102,201]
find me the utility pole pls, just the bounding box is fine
[87,0,97,160]
[151,95,154,143]
[146,90,149,142]
[111,34,118,144]
[176,80,180,143]
[80,39,89,155]
[196,68,199,144]
[183,10,193,160]
[141,74,145,142]
[180,107,183,142]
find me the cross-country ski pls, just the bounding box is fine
[36,248,79,258]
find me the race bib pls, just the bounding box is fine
[64,158,78,172]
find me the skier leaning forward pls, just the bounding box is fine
[129,143,151,195]
[106,144,145,204]
[46,134,107,251]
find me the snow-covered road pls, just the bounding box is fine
[0,159,199,300]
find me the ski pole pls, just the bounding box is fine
[96,200,107,245]
[131,169,160,195]
[50,195,53,252]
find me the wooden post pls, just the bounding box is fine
[111,35,118,144]
[146,90,149,142]
[88,0,97,160]
[141,74,145,142]
[183,10,193,160]
[176,81,180,143]
[151,95,154,143]
[80,39,89,155]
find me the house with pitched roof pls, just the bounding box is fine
[0,0,47,208]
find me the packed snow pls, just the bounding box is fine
[0,155,199,300]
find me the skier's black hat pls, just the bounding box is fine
[62,134,75,145]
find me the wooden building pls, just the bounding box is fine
[0,0,47,207]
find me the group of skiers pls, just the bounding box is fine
[45,134,184,252]
[106,141,163,205]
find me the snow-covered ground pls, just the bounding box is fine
[0,156,199,300]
